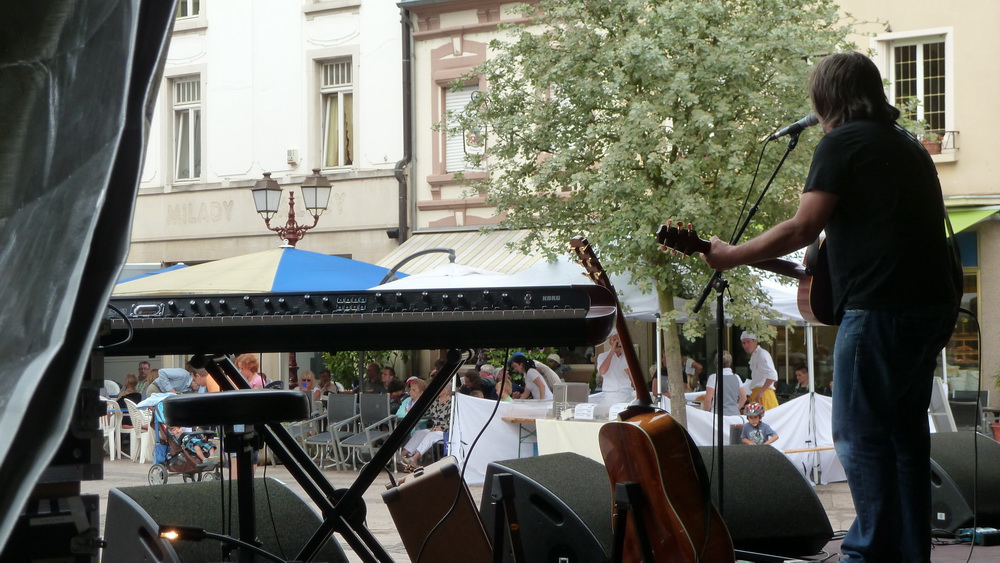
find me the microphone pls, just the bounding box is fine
[769,114,819,140]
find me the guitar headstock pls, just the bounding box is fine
[655,221,710,256]
[569,236,611,288]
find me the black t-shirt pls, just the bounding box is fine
[803,120,955,320]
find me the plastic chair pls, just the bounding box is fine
[112,400,133,460]
[104,379,121,397]
[123,398,152,463]
[340,394,395,470]
[101,398,122,459]
[303,394,360,470]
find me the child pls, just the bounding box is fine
[170,426,216,461]
[740,403,778,446]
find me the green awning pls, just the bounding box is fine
[948,207,998,233]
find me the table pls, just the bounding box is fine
[501,417,538,458]
[535,418,607,463]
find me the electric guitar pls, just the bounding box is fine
[570,236,735,563]
[655,222,835,326]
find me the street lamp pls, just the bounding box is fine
[249,169,332,246]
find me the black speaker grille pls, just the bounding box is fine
[930,431,1000,526]
[698,446,833,557]
[481,452,612,563]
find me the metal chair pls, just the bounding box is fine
[303,394,360,469]
[339,394,395,470]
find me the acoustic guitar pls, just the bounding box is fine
[654,222,835,326]
[570,236,735,563]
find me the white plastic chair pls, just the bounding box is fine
[109,400,131,460]
[100,398,120,459]
[123,399,152,463]
[104,379,121,396]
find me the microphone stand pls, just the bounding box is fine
[692,131,805,518]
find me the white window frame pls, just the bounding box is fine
[873,28,954,135]
[172,76,202,182]
[176,0,201,19]
[445,85,482,173]
[320,59,354,169]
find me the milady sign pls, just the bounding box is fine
[166,200,235,226]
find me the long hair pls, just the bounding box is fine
[808,52,900,130]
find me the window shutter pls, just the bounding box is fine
[445,86,477,172]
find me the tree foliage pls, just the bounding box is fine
[453,0,853,421]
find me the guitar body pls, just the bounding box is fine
[600,409,735,563]
[571,236,734,562]
[797,237,835,325]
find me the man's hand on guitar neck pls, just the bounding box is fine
[699,190,838,271]
[700,236,741,271]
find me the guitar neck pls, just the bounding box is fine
[656,224,806,280]
[570,236,653,406]
[613,306,654,406]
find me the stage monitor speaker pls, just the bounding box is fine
[382,457,491,563]
[930,431,1000,533]
[698,445,833,558]
[481,452,612,563]
[103,478,347,562]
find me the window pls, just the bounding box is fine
[321,60,354,168]
[172,76,201,181]
[884,34,947,135]
[445,85,482,172]
[176,0,200,18]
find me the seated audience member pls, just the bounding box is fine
[315,369,336,398]
[397,377,426,418]
[298,370,317,395]
[791,366,810,397]
[117,373,142,425]
[461,369,485,396]
[235,353,267,389]
[400,386,452,471]
[380,366,404,410]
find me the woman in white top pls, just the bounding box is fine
[509,354,550,400]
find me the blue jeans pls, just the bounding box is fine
[834,305,956,562]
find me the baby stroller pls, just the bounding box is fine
[147,401,221,485]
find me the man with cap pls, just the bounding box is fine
[545,353,571,378]
[740,331,779,411]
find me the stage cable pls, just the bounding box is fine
[415,348,509,562]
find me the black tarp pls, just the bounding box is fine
[0,0,176,551]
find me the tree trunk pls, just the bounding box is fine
[657,287,688,428]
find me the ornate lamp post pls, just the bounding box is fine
[249,169,332,247]
[249,169,333,386]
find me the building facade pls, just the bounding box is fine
[131,0,405,265]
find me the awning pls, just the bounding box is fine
[948,207,999,233]
[377,230,546,275]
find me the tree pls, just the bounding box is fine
[453,0,853,424]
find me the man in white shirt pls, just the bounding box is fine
[741,331,778,411]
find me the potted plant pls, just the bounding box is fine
[896,98,941,154]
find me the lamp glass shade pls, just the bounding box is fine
[250,173,282,218]
[300,169,332,214]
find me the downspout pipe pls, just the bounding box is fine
[393,8,414,243]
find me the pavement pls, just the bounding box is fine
[84,457,998,562]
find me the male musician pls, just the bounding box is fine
[702,52,958,562]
